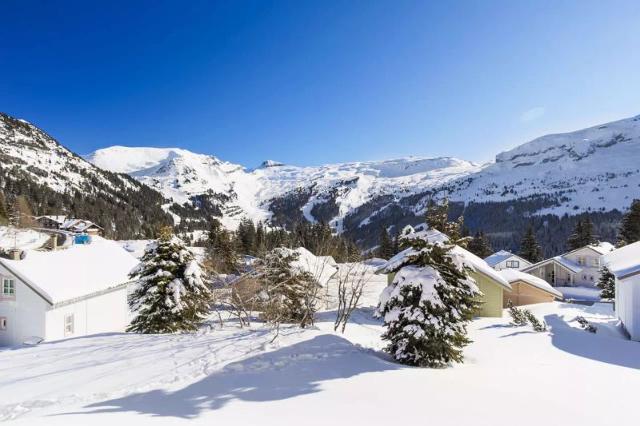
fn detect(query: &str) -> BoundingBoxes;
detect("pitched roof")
[60,219,103,233]
[378,226,511,291]
[523,256,583,274]
[0,237,139,304]
[603,241,640,280]
[565,241,615,256]
[484,250,530,268]
[499,269,562,298]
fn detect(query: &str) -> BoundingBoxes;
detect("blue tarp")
[74,234,92,245]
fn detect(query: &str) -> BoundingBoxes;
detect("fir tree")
[259,248,317,328]
[378,235,481,368]
[567,218,595,250]
[207,227,239,274]
[519,226,542,263]
[128,227,212,333]
[618,199,640,246]
[377,227,394,259]
[425,198,467,247]
[467,231,493,258]
[597,266,615,300]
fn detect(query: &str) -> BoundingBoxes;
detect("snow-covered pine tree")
[519,226,542,263]
[128,227,212,334]
[618,199,640,246]
[425,198,468,247]
[597,266,615,300]
[378,236,481,368]
[258,248,317,328]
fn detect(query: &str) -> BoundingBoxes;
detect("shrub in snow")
[378,241,481,368]
[597,266,615,300]
[523,310,547,332]
[258,248,317,328]
[507,300,528,326]
[576,316,597,333]
[128,228,212,334]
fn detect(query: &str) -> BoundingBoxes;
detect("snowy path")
[3,303,640,425]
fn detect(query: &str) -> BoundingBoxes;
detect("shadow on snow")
[58,334,400,419]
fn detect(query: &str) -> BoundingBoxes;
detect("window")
[0,317,6,330]
[506,260,520,269]
[578,257,586,266]
[64,314,74,336]
[2,278,15,297]
[593,258,600,267]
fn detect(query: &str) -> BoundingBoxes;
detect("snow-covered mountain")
[86,113,640,245]
[0,113,174,238]
[445,114,640,214]
[86,146,480,230]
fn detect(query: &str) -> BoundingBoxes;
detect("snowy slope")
[86,114,640,233]
[87,146,480,230]
[447,114,640,214]
[0,114,138,194]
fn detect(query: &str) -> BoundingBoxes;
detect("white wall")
[45,286,130,342]
[564,248,602,286]
[0,266,49,347]
[616,276,640,341]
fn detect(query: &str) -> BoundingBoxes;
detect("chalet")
[484,250,532,271]
[0,237,138,347]
[35,215,68,229]
[500,269,562,306]
[522,242,614,287]
[60,219,103,236]
[377,226,512,317]
[603,241,640,341]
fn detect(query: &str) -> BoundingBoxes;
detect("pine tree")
[259,248,317,328]
[618,199,640,246]
[208,228,239,274]
[378,235,481,368]
[377,227,394,259]
[597,266,615,300]
[128,227,212,333]
[519,226,542,263]
[425,198,467,246]
[567,218,595,250]
[467,231,493,258]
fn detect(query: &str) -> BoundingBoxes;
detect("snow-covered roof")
[378,227,511,291]
[362,257,388,268]
[35,215,68,225]
[499,269,562,298]
[587,242,615,255]
[484,250,530,268]
[523,256,583,274]
[287,247,338,287]
[566,241,615,256]
[603,241,640,280]
[0,237,139,304]
[60,219,103,233]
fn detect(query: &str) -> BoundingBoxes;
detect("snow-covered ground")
[557,286,603,302]
[2,300,638,425]
[0,227,49,251]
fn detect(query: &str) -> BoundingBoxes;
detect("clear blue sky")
[2,0,639,167]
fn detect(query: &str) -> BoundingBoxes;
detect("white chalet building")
[484,250,532,271]
[0,237,138,347]
[603,241,640,341]
[522,242,614,287]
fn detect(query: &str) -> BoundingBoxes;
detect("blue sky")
[2,0,639,167]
